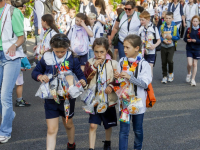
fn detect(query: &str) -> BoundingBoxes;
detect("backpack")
[118,11,140,22]
[160,23,178,47]
[41,0,53,14]
[120,58,156,108]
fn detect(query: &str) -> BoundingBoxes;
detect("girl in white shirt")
[33,14,59,60]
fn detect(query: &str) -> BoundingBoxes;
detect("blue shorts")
[144,54,156,64]
[187,50,200,59]
[44,98,75,119]
[78,54,88,66]
[89,106,117,129]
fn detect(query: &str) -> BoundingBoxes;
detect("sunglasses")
[124,8,132,11]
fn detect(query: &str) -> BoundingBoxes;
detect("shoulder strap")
[173,25,177,36]
[136,12,140,20]
[119,13,133,31]
[134,65,139,97]
[119,11,125,21]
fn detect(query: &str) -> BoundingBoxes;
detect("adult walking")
[168,0,186,29]
[0,0,24,143]
[79,0,97,16]
[109,1,140,59]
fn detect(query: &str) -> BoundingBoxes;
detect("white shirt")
[39,29,57,51]
[35,0,44,30]
[138,22,160,55]
[147,1,155,16]
[183,3,198,21]
[53,0,62,12]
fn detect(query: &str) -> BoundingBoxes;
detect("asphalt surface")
[0,39,200,150]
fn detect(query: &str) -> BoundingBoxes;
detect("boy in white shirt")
[138,11,161,76]
[88,13,104,59]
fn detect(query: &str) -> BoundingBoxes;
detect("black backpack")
[42,0,53,14]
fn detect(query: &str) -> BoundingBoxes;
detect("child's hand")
[119,72,131,80]
[166,35,172,40]
[94,59,103,68]
[38,75,49,83]
[191,39,196,43]
[80,20,86,27]
[79,79,86,87]
[149,44,156,50]
[33,46,37,51]
[187,39,192,42]
[163,40,169,44]
[114,71,120,79]
[105,86,113,94]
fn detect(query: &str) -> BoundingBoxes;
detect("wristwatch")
[14,43,18,47]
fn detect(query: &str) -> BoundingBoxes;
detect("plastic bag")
[60,70,84,98]
[35,74,53,99]
[64,99,70,124]
[50,77,60,104]
[127,97,143,114]
[82,94,100,114]
[57,79,66,97]
[80,86,96,105]
[119,108,130,124]
[97,102,107,113]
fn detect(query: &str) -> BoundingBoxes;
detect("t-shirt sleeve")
[12,8,24,37]
[155,27,160,39]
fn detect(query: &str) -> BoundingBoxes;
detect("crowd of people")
[0,0,200,150]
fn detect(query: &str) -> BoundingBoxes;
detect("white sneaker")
[168,73,174,82]
[161,77,168,84]
[191,79,196,86]
[0,136,11,143]
[186,74,191,83]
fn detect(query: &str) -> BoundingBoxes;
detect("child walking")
[114,34,152,150]
[67,13,93,71]
[32,34,87,150]
[88,13,104,59]
[159,12,180,83]
[184,15,200,86]
[84,37,118,150]
[33,14,59,60]
[138,11,161,76]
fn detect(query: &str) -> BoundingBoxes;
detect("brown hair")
[124,34,142,52]
[76,13,90,26]
[139,10,150,20]
[188,15,200,37]
[125,1,136,9]
[116,8,124,16]
[165,12,173,18]
[92,37,113,59]
[42,14,59,33]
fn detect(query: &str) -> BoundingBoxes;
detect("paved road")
[1,39,200,150]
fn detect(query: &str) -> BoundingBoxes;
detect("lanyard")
[97,60,107,83]
[53,51,68,72]
[41,28,51,48]
[0,3,7,22]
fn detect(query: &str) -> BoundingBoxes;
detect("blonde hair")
[88,13,96,19]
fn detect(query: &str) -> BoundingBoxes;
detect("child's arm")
[159,26,164,42]
[31,57,46,82]
[80,20,94,37]
[183,28,189,43]
[172,27,180,41]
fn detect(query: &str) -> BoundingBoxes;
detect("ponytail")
[42,14,59,33]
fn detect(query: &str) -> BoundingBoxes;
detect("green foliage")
[24,0,34,18]
[110,0,122,10]
[67,0,80,12]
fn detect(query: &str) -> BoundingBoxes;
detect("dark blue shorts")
[89,106,117,129]
[144,54,156,64]
[78,54,88,66]
[187,50,200,59]
[44,98,75,119]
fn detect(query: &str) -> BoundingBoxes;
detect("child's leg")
[16,85,23,99]
[89,123,98,149]
[46,117,59,150]
[62,117,75,144]
[149,63,154,77]
[191,59,198,80]
[167,47,175,74]
[187,57,193,75]
[65,75,74,87]
[105,127,112,141]
[161,47,168,77]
